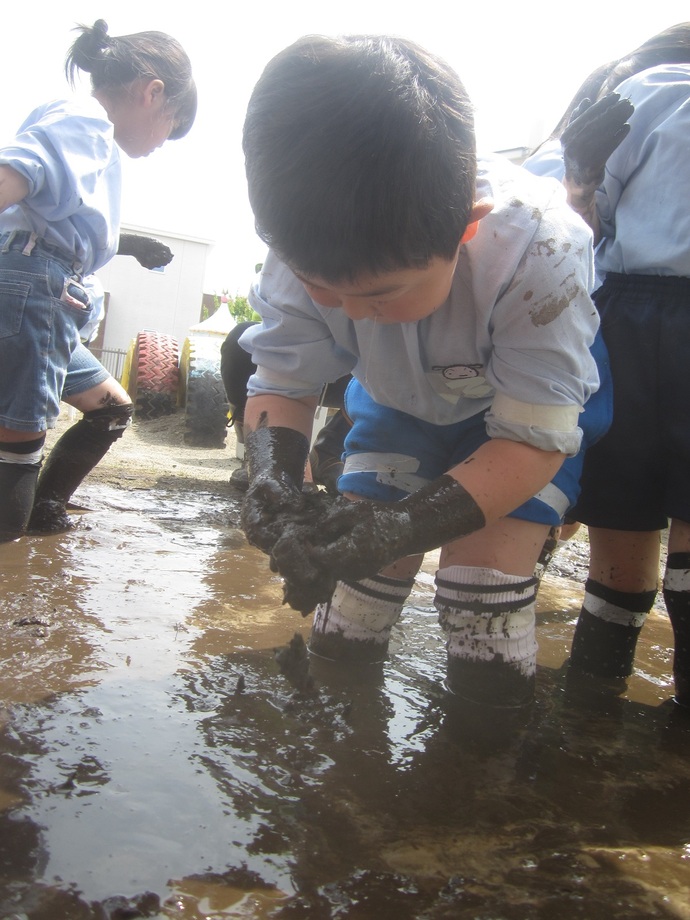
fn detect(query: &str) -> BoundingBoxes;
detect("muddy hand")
[241,425,314,554]
[242,477,334,556]
[270,500,413,613]
[272,476,487,613]
[561,92,634,187]
[269,527,339,615]
[264,494,344,613]
[118,233,174,269]
[132,238,173,269]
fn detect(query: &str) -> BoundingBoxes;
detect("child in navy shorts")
[527,23,690,708]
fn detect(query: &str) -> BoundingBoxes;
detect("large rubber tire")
[179,336,228,448]
[124,331,180,420]
[120,338,136,394]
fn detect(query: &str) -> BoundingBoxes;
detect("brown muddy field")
[1,411,689,920]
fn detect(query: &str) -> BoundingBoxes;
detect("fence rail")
[88,347,128,381]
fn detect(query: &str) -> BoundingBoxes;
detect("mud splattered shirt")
[243,155,600,455]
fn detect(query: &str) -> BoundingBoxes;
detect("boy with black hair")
[238,34,612,707]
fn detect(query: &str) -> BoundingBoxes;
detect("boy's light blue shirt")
[0,97,121,274]
[242,156,600,456]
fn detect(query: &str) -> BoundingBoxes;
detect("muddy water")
[1,486,689,920]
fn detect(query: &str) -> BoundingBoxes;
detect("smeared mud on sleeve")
[508,198,543,223]
[529,270,580,327]
[534,237,557,257]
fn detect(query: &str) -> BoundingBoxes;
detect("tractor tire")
[179,336,228,448]
[124,331,180,420]
[120,338,136,394]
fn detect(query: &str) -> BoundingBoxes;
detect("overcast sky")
[5,1,689,295]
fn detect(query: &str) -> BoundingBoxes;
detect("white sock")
[435,565,538,677]
[312,574,414,645]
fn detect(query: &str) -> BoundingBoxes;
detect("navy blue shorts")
[338,331,612,528]
[574,273,690,531]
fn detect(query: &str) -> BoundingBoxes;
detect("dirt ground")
[47,404,244,494]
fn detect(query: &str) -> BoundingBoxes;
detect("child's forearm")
[447,438,565,525]
[244,393,318,441]
[0,165,29,214]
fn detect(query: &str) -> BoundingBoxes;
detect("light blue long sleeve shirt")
[242,156,600,456]
[0,97,121,274]
[596,63,690,278]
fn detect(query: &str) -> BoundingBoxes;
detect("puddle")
[1,485,689,919]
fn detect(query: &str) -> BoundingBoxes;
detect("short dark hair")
[243,35,476,282]
[66,19,197,139]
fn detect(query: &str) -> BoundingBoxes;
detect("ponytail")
[65,19,197,138]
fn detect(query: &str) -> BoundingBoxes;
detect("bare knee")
[65,377,130,413]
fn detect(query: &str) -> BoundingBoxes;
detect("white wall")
[95,223,213,352]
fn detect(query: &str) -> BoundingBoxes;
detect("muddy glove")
[241,426,330,555]
[117,233,174,269]
[270,475,486,614]
[561,93,634,188]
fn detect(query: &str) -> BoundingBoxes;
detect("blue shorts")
[338,332,612,527]
[0,232,109,432]
[574,274,690,531]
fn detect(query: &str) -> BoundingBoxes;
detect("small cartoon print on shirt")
[429,364,495,403]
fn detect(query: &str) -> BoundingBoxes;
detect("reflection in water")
[0,484,689,919]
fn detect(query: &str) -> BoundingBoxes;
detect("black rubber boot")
[0,461,41,542]
[663,553,690,709]
[569,579,656,678]
[28,405,132,533]
[570,609,643,679]
[663,592,690,708]
[230,464,249,493]
[446,656,536,709]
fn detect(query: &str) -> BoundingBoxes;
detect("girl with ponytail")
[0,20,196,540]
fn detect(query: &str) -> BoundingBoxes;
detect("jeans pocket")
[49,263,92,331]
[0,280,30,338]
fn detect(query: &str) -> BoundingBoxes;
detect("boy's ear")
[469,198,494,224]
[460,198,494,244]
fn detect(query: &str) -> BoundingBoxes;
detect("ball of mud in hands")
[241,479,335,556]
[270,499,411,614]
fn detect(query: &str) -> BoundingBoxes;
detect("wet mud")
[1,482,689,919]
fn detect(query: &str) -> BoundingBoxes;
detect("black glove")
[270,475,486,614]
[241,426,331,555]
[561,92,634,188]
[117,233,174,269]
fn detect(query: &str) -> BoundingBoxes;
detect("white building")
[94,223,213,358]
